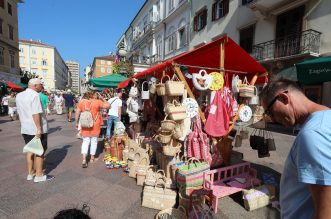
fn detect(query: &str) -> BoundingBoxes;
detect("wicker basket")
[160,117,176,132]
[155,206,187,219]
[165,79,185,96]
[156,75,170,96]
[163,144,182,156]
[156,131,172,144]
[172,126,183,140]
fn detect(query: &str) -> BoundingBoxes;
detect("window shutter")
[203,9,207,28]
[193,16,197,31]
[224,0,229,15]
[212,3,216,21]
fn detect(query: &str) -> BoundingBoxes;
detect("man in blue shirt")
[63,89,75,122]
[260,79,331,219]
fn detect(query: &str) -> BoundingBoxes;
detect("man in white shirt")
[106,90,122,139]
[1,94,9,115]
[54,93,64,115]
[16,78,53,183]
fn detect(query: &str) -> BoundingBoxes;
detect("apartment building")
[0,0,23,82]
[116,0,190,73]
[19,40,69,91]
[66,61,80,93]
[91,55,115,78]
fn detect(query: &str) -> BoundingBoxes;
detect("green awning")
[277,66,297,81]
[89,73,128,87]
[14,82,28,88]
[296,56,331,84]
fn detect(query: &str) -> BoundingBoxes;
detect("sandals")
[82,161,88,168]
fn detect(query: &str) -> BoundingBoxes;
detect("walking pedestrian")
[8,92,17,120]
[16,78,53,183]
[1,93,9,116]
[54,93,64,115]
[74,91,110,168]
[63,89,75,122]
[260,79,331,219]
[39,89,50,117]
[106,89,122,139]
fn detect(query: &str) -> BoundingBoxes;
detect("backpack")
[80,100,98,128]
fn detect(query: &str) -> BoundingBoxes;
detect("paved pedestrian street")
[0,114,295,219]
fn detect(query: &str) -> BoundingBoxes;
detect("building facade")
[116,0,190,73]
[91,55,115,78]
[65,60,80,93]
[19,40,69,91]
[0,0,23,82]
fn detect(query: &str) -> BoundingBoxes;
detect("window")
[31,69,37,75]
[193,9,207,32]
[178,27,187,48]
[168,0,174,13]
[32,49,36,55]
[31,59,37,65]
[9,51,15,68]
[0,47,4,65]
[7,2,12,15]
[0,0,4,8]
[41,59,47,66]
[107,61,111,65]
[42,49,46,56]
[19,47,23,53]
[167,34,176,53]
[156,41,162,60]
[107,67,112,73]
[242,0,254,5]
[101,67,105,73]
[8,25,13,40]
[0,19,3,34]
[240,25,255,53]
[42,70,48,77]
[212,0,229,21]
[100,60,105,65]
[19,56,24,64]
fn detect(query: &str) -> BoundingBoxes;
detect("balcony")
[252,29,321,62]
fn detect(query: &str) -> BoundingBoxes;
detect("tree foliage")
[112,61,134,78]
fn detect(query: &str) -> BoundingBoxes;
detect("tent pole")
[173,64,206,124]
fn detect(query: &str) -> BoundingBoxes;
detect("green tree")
[112,61,134,78]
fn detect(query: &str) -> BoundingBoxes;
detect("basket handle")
[161,75,171,83]
[187,157,201,168]
[156,169,165,177]
[141,81,148,91]
[243,76,249,85]
[154,178,166,189]
[177,205,187,215]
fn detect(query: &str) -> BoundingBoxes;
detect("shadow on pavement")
[48,119,55,123]
[95,140,104,159]
[48,126,62,134]
[45,145,72,174]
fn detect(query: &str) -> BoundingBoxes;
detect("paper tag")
[209,105,217,114]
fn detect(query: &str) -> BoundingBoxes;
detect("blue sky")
[18,0,145,77]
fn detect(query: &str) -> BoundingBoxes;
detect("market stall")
[89,73,128,88]
[106,36,277,217]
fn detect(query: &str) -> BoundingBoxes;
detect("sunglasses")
[264,91,288,117]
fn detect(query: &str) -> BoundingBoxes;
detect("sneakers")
[27,174,35,181]
[33,175,55,183]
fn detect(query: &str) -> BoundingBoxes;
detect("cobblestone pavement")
[0,114,295,219]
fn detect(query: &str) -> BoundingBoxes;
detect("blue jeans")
[106,115,119,138]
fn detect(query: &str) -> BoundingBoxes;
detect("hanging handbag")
[265,131,276,151]
[156,75,170,96]
[249,86,259,105]
[141,81,150,100]
[252,106,266,129]
[249,129,265,150]
[204,91,229,137]
[239,77,255,98]
[240,127,249,139]
[165,74,185,96]
[234,135,242,148]
[150,81,157,94]
[232,75,240,93]
[165,100,187,121]
[192,69,213,91]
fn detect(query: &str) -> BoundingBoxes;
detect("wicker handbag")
[156,75,170,96]
[165,74,185,96]
[160,116,176,132]
[239,77,255,98]
[172,125,183,140]
[145,169,166,186]
[156,130,173,144]
[142,179,177,210]
[165,100,187,121]
[177,158,210,188]
[155,206,187,219]
[163,140,182,156]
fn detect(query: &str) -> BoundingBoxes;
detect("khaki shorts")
[65,106,74,113]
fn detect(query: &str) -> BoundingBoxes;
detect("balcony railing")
[252,29,321,61]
